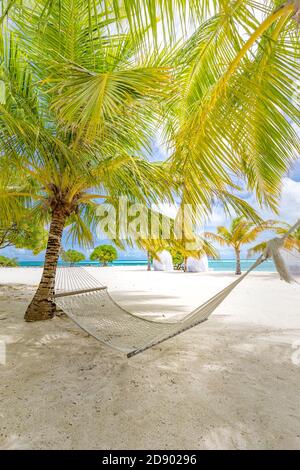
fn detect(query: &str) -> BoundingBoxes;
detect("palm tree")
[248,223,300,257]
[7,2,299,44]
[165,1,300,220]
[2,1,299,317]
[289,228,300,252]
[0,2,173,321]
[206,218,277,275]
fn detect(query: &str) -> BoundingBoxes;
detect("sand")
[0,266,300,450]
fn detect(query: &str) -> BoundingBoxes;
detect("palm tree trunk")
[147,251,151,271]
[24,208,67,321]
[184,257,187,272]
[235,249,241,275]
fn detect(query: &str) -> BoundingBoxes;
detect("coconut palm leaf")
[168,1,300,212]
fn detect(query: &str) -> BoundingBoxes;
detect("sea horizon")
[15,258,277,272]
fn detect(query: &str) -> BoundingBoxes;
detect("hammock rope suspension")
[54,221,300,358]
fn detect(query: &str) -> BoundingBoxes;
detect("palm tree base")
[24,299,56,322]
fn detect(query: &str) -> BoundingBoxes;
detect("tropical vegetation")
[0,0,299,321]
[90,245,118,266]
[138,230,219,271]
[169,238,219,272]
[170,249,185,271]
[61,249,85,267]
[0,214,47,254]
[0,255,18,267]
[0,1,173,320]
[248,224,300,257]
[165,0,300,221]
[206,217,277,275]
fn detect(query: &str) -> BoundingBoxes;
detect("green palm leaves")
[0,6,174,252]
[1,0,299,240]
[13,0,172,147]
[0,0,298,319]
[49,64,170,145]
[168,1,300,214]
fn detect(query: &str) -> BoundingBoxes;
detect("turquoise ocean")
[18,259,276,272]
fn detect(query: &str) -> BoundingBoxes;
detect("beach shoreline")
[6,258,278,272]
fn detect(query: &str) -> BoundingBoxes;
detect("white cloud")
[278,178,300,223]
[242,177,300,224]
[208,178,300,230]
[152,202,179,219]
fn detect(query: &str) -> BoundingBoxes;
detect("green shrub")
[90,245,118,266]
[169,249,184,270]
[61,249,85,266]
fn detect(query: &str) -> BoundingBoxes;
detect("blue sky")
[3,150,300,262]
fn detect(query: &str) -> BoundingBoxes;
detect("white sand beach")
[0,266,300,450]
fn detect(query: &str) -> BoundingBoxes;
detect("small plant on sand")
[170,249,184,270]
[61,249,85,267]
[90,245,118,267]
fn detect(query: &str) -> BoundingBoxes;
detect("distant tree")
[90,245,118,266]
[206,217,276,275]
[0,255,18,267]
[0,217,47,255]
[61,249,85,267]
[170,249,184,270]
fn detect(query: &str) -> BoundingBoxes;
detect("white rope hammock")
[54,221,300,358]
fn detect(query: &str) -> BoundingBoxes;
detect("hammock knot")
[264,237,284,260]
